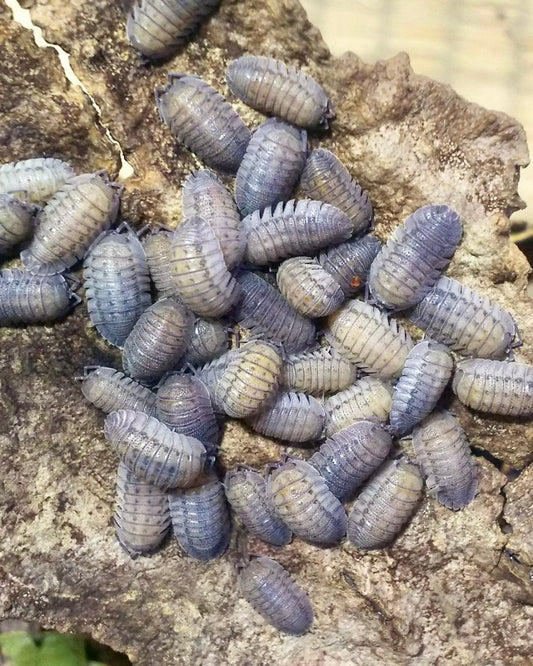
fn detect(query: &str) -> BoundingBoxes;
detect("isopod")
[412,411,478,510]
[21,171,122,275]
[194,349,239,412]
[114,461,171,558]
[407,275,518,359]
[0,194,37,256]
[155,73,251,173]
[0,157,75,204]
[238,555,313,635]
[452,358,533,416]
[226,54,334,130]
[347,458,423,550]
[179,317,229,366]
[247,392,326,442]
[368,204,462,311]
[141,227,177,298]
[389,340,454,436]
[300,148,373,233]
[235,118,307,217]
[104,410,206,490]
[266,457,346,545]
[281,346,357,396]
[318,234,381,296]
[80,366,157,416]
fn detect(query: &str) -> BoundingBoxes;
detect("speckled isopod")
[80,366,157,416]
[0,157,75,204]
[142,227,177,299]
[179,317,229,366]
[246,392,326,442]
[318,233,381,296]
[238,555,313,635]
[0,194,37,256]
[281,346,357,396]
[155,73,251,173]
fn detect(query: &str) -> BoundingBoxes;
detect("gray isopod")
[226,54,334,130]
[194,350,239,412]
[407,275,518,359]
[247,392,326,442]
[308,421,393,502]
[155,73,251,173]
[238,555,313,635]
[266,458,347,545]
[389,340,454,436]
[0,157,75,204]
[318,234,381,296]
[324,377,394,437]
[0,269,79,325]
[142,227,178,299]
[168,470,230,561]
[170,217,242,318]
[156,373,219,456]
[368,204,462,311]
[281,346,357,396]
[114,461,171,558]
[276,256,345,318]
[182,169,244,270]
[452,358,533,416]
[326,299,413,378]
[300,148,373,234]
[179,317,229,366]
[122,297,194,383]
[412,411,478,510]
[83,226,152,347]
[127,0,220,60]
[21,171,122,275]
[0,194,37,256]
[104,410,206,490]
[80,366,157,416]
[235,118,307,217]
[347,458,423,550]
[224,466,292,546]
[234,271,316,354]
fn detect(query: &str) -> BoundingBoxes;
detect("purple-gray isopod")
[308,421,392,502]
[412,410,478,510]
[179,317,229,366]
[318,233,381,296]
[235,118,307,217]
[266,458,347,545]
[224,466,292,546]
[300,148,373,234]
[281,346,357,396]
[238,556,313,635]
[0,194,37,256]
[0,157,75,204]
[389,340,454,436]
[80,366,157,416]
[368,204,462,311]
[142,227,178,299]
[21,171,122,275]
[226,54,334,130]
[194,349,239,412]
[247,392,326,443]
[407,275,518,359]
[104,410,206,490]
[155,73,251,173]
[347,457,423,550]
[114,461,171,558]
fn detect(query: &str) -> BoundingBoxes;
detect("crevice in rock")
[4,0,134,181]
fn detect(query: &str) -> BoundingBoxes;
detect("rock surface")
[0,0,532,664]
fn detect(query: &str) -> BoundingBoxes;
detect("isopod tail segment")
[320,99,336,131]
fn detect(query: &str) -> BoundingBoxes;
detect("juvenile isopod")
[83,225,152,347]
[318,234,381,296]
[142,227,178,299]
[368,204,462,311]
[104,410,206,490]
[0,194,37,256]
[238,555,313,635]
[266,457,346,545]
[155,73,251,173]
[281,346,357,396]
[226,54,334,130]
[80,366,157,416]
[0,157,75,204]
[389,340,453,436]
[122,298,193,383]
[179,317,229,366]
[127,0,220,60]
[235,118,307,217]
[412,410,478,510]
[224,466,292,546]
[347,458,423,550]
[276,256,345,317]
[326,299,413,378]
[182,169,244,269]
[308,421,392,502]
[168,469,230,561]
[21,171,122,275]
[114,462,171,558]
[452,358,533,416]
[407,276,518,359]
[300,148,373,234]
[242,199,353,266]
[0,269,79,325]
[247,392,326,442]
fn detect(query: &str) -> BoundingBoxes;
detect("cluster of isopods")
[3,17,533,635]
